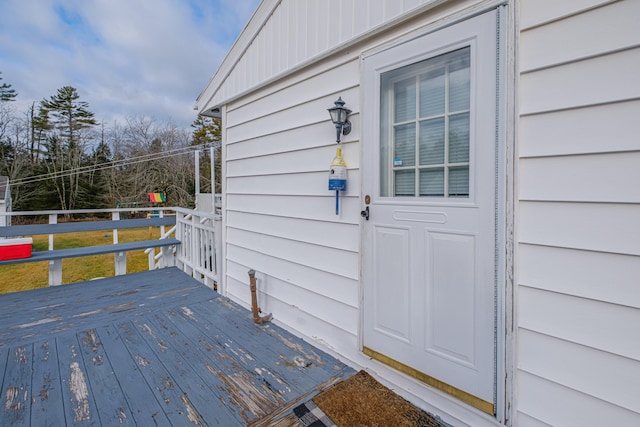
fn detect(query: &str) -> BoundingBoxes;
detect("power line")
[9,143,216,187]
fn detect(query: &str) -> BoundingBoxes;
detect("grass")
[0,227,163,295]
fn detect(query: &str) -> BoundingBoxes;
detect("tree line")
[0,72,221,213]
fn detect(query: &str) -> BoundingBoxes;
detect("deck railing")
[0,207,222,289]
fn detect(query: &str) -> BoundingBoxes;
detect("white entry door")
[362,11,499,414]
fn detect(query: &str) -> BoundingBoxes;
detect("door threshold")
[363,346,494,415]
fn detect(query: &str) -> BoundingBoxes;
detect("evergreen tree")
[40,86,97,211]
[191,115,221,194]
[0,72,17,102]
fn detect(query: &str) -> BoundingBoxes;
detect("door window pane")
[449,166,469,197]
[420,68,445,117]
[419,118,445,165]
[420,168,444,196]
[394,77,416,122]
[449,113,470,163]
[394,124,416,167]
[381,46,471,198]
[395,170,415,196]
[449,52,471,112]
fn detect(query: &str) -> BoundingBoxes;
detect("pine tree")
[191,115,221,194]
[40,86,97,211]
[0,72,17,102]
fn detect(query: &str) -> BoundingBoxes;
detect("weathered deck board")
[0,267,354,426]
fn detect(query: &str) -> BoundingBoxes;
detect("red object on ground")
[0,238,33,261]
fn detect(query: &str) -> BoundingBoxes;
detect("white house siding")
[222,53,363,357]
[517,1,640,425]
[198,0,461,112]
[210,5,511,424]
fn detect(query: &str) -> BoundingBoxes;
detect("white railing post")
[148,249,156,271]
[112,211,126,276]
[193,213,200,278]
[48,214,62,286]
[214,216,222,289]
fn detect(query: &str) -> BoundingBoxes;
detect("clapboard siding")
[225,261,358,333]
[226,170,362,198]
[226,122,336,160]
[226,228,358,279]
[518,329,640,413]
[519,286,640,362]
[227,143,360,178]
[226,211,359,252]
[226,245,359,307]
[519,152,640,203]
[520,47,640,115]
[519,0,616,30]
[519,100,640,157]
[517,371,640,427]
[519,201,640,255]
[518,1,640,424]
[519,245,640,309]
[197,0,485,112]
[226,59,360,128]
[227,88,360,143]
[226,194,362,224]
[519,0,639,71]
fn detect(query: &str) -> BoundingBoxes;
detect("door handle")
[360,206,370,221]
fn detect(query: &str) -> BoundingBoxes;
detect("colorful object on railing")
[148,193,166,203]
[0,238,32,261]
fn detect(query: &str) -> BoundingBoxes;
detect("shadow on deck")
[0,268,354,426]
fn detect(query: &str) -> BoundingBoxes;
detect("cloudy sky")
[0,0,261,129]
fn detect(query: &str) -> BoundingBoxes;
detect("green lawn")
[0,227,164,294]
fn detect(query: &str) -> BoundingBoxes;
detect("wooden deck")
[0,268,354,426]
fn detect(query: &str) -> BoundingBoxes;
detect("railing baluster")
[48,214,62,286]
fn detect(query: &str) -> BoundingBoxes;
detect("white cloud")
[0,0,261,129]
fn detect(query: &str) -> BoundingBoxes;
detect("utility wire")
[10,143,217,187]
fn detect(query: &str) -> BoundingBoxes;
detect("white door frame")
[357,4,515,424]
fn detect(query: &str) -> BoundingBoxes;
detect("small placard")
[394,158,403,167]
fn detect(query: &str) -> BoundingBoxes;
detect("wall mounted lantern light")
[328,97,352,143]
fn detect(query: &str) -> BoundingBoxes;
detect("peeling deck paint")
[0,268,354,426]
[11,317,62,329]
[69,362,91,423]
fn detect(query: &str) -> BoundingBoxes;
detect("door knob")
[360,206,369,221]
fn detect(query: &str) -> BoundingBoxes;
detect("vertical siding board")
[340,0,355,42]
[316,1,330,53]
[353,0,370,36]
[296,1,306,66]
[369,1,384,28]
[270,9,281,76]
[384,0,404,20]
[306,1,318,57]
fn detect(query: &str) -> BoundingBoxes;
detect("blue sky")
[0,0,261,129]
